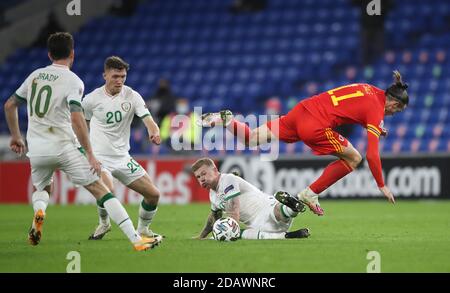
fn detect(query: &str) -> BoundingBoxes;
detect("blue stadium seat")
[1,0,450,155]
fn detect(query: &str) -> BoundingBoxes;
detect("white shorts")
[29,144,99,191]
[96,154,146,186]
[247,196,292,233]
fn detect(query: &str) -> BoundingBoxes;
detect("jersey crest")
[121,102,131,112]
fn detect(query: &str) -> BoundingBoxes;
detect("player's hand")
[380,128,388,137]
[87,153,102,176]
[10,136,26,156]
[379,186,395,204]
[149,131,161,145]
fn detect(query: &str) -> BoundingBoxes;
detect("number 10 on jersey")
[30,80,52,117]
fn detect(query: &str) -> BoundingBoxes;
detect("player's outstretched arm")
[225,197,240,223]
[71,111,101,176]
[4,95,26,155]
[194,210,222,239]
[379,186,395,204]
[142,115,161,145]
[366,131,395,204]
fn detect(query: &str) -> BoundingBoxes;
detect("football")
[212,217,240,242]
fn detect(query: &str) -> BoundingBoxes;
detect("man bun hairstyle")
[385,70,409,106]
[47,32,74,60]
[104,56,130,71]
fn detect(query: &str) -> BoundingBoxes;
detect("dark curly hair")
[47,32,73,60]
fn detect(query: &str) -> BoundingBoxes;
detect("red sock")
[228,119,251,146]
[310,160,353,194]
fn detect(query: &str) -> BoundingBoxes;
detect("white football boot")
[298,188,324,216]
[88,223,112,240]
[198,110,233,127]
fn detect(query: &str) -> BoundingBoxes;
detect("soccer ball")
[212,217,240,242]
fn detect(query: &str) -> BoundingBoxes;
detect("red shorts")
[266,103,348,155]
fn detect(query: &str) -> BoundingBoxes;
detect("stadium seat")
[1,0,450,155]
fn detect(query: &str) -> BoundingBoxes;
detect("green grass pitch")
[0,200,449,272]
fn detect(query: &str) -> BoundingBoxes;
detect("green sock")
[137,200,158,233]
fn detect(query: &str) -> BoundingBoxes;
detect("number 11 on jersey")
[328,84,364,106]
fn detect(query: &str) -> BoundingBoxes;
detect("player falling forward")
[3,32,159,251]
[82,56,163,241]
[192,158,310,240]
[200,71,410,215]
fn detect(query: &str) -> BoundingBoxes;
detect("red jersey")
[301,83,386,130]
[300,83,386,187]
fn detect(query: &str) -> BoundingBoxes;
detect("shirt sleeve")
[132,90,151,118]
[14,74,31,102]
[209,191,221,212]
[366,133,384,187]
[66,77,84,107]
[81,95,93,120]
[222,174,241,201]
[365,112,385,187]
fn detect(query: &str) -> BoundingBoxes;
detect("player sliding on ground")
[82,56,162,241]
[192,158,310,240]
[200,71,409,216]
[3,32,160,251]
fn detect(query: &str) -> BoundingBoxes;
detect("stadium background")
[0,0,449,273]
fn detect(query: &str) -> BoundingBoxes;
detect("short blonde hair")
[191,157,216,173]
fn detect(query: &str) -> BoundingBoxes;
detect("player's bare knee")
[250,129,271,147]
[248,130,259,147]
[347,151,362,169]
[142,188,160,205]
[143,195,159,206]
